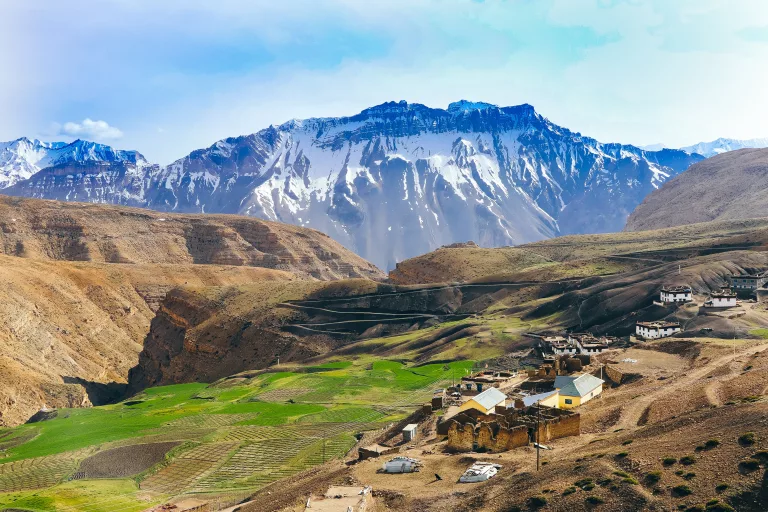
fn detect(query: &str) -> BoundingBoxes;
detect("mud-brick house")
[635,320,681,340]
[705,289,737,308]
[660,285,693,303]
[554,374,604,409]
[458,387,507,415]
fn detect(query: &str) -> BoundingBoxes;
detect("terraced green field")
[0,359,470,512]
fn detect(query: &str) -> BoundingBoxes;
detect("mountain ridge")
[0,100,704,269]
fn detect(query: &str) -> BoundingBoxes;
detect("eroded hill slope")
[626,148,768,232]
[0,195,383,280]
[0,255,294,426]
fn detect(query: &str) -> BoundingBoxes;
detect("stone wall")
[446,420,530,452]
[444,405,580,452]
[603,364,624,385]
[493,423,530,450]
[446,421,476,452]
[543,412,581,441]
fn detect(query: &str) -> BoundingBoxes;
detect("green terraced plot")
[166,413,259,428]
[0,452,85,492]
[0,479,162,512]
[0,358,472,510]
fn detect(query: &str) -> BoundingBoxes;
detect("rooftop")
[520,389,559,407]
[661,285,692,292]
[732,271,767,278]
[554,373,605,398]
[470,387,507,409]
[636,321,680,329]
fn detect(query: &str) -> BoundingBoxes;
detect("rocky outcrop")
[127,282,331,392]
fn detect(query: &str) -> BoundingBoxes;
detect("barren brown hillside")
[390,217,768,285]
[626,148,768,232]
[0,195,383,280]
[0,254,294,426]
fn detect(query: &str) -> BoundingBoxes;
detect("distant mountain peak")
[0,137,148,189]
[447,100,498,113]
[681,137,768,157]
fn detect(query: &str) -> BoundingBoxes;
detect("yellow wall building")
[458,387,507,414]
[520,389,560,409]
[554,374,604,409]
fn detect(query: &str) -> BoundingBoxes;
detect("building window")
[565,398,573,404]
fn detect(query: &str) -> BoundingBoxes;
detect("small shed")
[402,424,418,442]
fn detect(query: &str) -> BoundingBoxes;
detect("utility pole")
[536,400,541,471]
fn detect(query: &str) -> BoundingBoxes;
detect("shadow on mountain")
[62,376,128,406]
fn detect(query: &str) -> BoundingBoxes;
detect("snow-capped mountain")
[1,101,703,270]
[0,137,150,189]
[680,137,768,158]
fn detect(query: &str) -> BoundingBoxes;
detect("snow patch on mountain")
[1,101,704,270]
[680,137,768,158]
[0,137,149,188]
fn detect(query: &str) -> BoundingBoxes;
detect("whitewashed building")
[660,285,693,304]
[567,333,615,354]
[635,321,681,340]
[705,290,737,308]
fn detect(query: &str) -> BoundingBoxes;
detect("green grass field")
[0,358,471,511]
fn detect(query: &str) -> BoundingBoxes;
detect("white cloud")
[4,1,768,162]
[57,118,124,140]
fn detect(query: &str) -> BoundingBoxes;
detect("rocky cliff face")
[1,101,703,270]
[0,195,383,280]
[0,255,294,427]
[126,279,471,392]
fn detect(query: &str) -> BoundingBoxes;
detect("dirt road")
[614,341,768,430]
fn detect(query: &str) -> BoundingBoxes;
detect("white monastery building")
[705,289,737,308]
[635,321,682,340]
[660,285,692,304]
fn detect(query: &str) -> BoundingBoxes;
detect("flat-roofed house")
[554,374,604,409]
[635,321,681,340]
[660,285,692,303]
[705,289,737,308]
[458,387,507,415]
[729,272,768,290]
[568,333,613,354]
[402,424,418,442]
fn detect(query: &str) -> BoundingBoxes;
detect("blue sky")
[2,0,768,163]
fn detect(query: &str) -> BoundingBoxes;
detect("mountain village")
[293,275,768,511]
